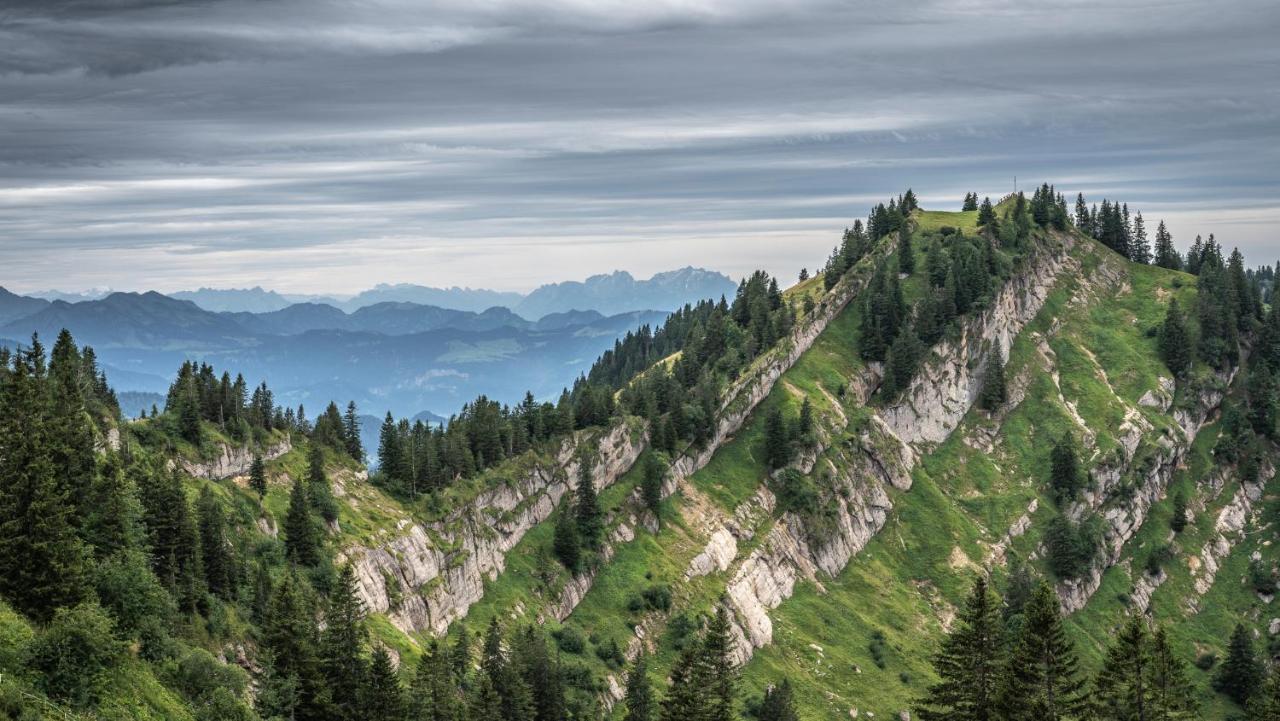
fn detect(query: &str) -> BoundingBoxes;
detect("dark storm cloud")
[1,0,1277,294]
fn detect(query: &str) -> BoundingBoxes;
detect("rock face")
[343,236,894,639]
[882,234,1074,447]
[1055,372,1233,613]
[343,420,646,635]
[177,436,293,480]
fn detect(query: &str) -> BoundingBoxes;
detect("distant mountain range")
[0,288,673,421]
[154,267,735,315]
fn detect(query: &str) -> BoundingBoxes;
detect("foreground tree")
[1214,623,1262,706]
[996,582,1086,721]
[623,655,656,721]
[917,576,1001,721]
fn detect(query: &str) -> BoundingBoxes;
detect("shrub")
[553,625,585,654]
[1195,653,1217,671]
[26,602,125,707]
[594,637,625,669]
[641,584,673,612]
[869,630,888,669]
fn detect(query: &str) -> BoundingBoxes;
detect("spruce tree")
[1214,623,1262,706]
[365,645,406,721]
[977,347,1007,411]
[575,451,603,550]
[1093,616,1150,721]
[623,654,656,721]
[995,582,1086,721]
[1147,626,1198,720]
[916,576,1001,721]
[553,505,581,572]
[249,454,267,497]
[260,572,328,720]
[898,227,916,275]
[343,401,363,461]
[884,326,924,397]
[698,606,738,721]
[759,679,799,721]
[284,477,320,566]
[1246,361,1277,438]
[196,486,235,600]
[1249,663,1280,721]
[978,197,998,231]
[322,564,369,721]
[1153,220,1180,270]
[378,412,402,484]
[661,646,704,721]
[764,406,793,469]
[1158,298,1192,378]
[307,444,339,523]
[411,640,460,721]
[1049,433,1082,505]
[512,625,566,721]
[640,452,666,518]
[1170,489,1188,533]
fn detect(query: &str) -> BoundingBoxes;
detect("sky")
[1,0,1278,295]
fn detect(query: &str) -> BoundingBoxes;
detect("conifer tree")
[1246,361,1277,438]
[554,505,581,572]
[284,477,320,565]
[1170,490,1188,533]
[196,486,235,600]
[699,606,738,721]
[249,454,267,497]
[467,675,504,721]
[759,679,800,721]
[322,564,369,721]
[83,453,145,558]
[1093,616,1150,721]
[365,645,406,721]
[261,572,329,720]
[764,405,793,469]
[797,396,814,440]
[898,227,916,275]
[995,582,1086,721]
[1249,663,1280,721]
[1158,298,1192,378]
[916,576,1001,721]
[378,412,402,483]
[412,640,460,721]
[884,326,924,397]
[661,646,704,721]
[575,451,603,550]
[977,347,1006,411]
[641,452,666,518]
[512,625,566,721]
[343,401,363,461]
[978,197,997,230]
[307,443,340,523]
[1129,212,1150,264]
[1049,433,1083,504]
[623,654,656,721]
[1147,626,1198,720]
[1153,220,1180,270]
[1214,623,1262,706]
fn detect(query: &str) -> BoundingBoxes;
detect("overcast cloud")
[1,0,1277,294]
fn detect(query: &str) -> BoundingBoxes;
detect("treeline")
[375,267,806,496]
[919,573,1280,718]
[255,557,792,721]
[162,358,365,463]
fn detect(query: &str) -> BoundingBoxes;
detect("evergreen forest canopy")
[0,184,1277,721]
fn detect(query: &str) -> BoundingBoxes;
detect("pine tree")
[698,606,738,721]
[916,576,1001,721]
[1246,361,1277,438]
[1170,490,1188,533]
[83,453,145,558]
[1153,220,1180,270]
[759,679,800,721]
[898,227,916,275]
[322,564,369,721]
[1049,433,1082,504]
[964,192,979,212]
[1158,298,1192,378]
[623,654,656,721]
[260,571,329,720]
[284,477,320,565]
[412,640,460,721]
[661,646,703,721]
[884,326,924,397]
[467,675,504,721]
[977,347,1007,411]
[797,396,814,439]
[249,454,267,497]
[378,412,402,484]
[995,582,1086,721]
[1129,212,1150,264]
[1214,623,1262,706]
[553,506,580,572]
[512,625,566,721]
[1093,616,1150,721]
[343,401,363,461]
[575,451,603,550]
[365,645,405,721]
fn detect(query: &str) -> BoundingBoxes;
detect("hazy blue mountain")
[341,284,523,313]
[28,288,113,303]
[222,301,533,336]
[172,286,294,313]
[533,309,604,331]
[4,292,254,350]
[222,303,351,335]
[0,287,50,326]
[118,391,166,419]
[514,266,735,319]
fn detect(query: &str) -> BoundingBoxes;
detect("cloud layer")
[2,0,1277,293]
